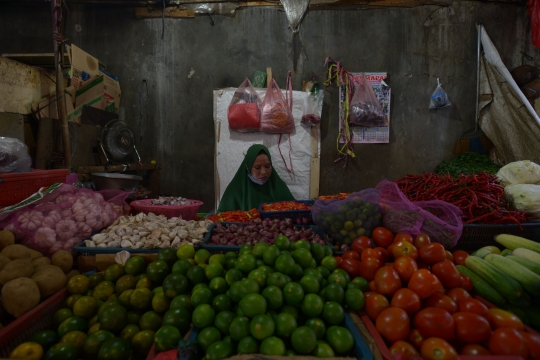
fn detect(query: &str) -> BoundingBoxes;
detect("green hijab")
[218,144,295,212]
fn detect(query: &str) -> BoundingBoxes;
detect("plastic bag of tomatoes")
[376,180,463,249]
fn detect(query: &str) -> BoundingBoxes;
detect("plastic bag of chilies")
[227,78,262,132]
[376,180,463,249]
[349,73,385,127]
[260,78,295,134]
[429,78,451,109]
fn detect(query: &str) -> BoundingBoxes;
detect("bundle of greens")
[435,152,501,178]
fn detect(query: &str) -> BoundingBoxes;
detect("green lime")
[275,312,297,338]
[247,269,267,288]
[229,316,251,341]
[304,268,323,283]
[209,277,228,295]
[131,330,155,355]
[239,293,267,317]
[162,307,191,334]
[312,341,336,357]
[206,340,232,360]
[156,248,177,268]
[326,326,354,354]
[44,342,77,360]
[299,275,320,294]
[177,244,195,260]
[236,254,257,273]
[31,330,60,351]
[279,305,299,320]
[104,264,125,283]
[152,286,163,295]
[67,275,90,295]
[345,288,365,311]
[206,263,225,280]
[162,273,188,298]
[229,278,260,303]
[152,291,171,313]
[83,329,115,358]
[214,310,235,336]
[192,283,208,294]
[191,287,214,308]
[275,254,295,275]
[274,236,290,250]
[305,317,326,340]
[194,249,211,264]
[224,257,236,270]
[209,253,226,266]
[124,256,147,276]
[186,265,206,286]
[294,239,311,251]
[267,272,289,289]
[322,301,345,325]
[171,259,192,275]
[127,311,142,325]
[316,266,331,279]
[291,326,317,354]
[258,265,274,276]
[310,243,325,262]
[290,264,304,281]
[225,268,244,286]
[263,246,280,266]
[197,326,221,350]
[225,251,237,259]
[253,243,270,259]
[261,286,283,310]
[324,283,345,303]
[213,294,233,312]
[54,309,74,327]
[146,260,169,284]
[139,311,161,332]
[349,277,370,292]
[129,288,152,310]
[88,274,105,290]
[239,244,253,255]
[135,276,152,290]
[237,336,258,354]
[120,324,140,342]
[292,248,313,268]
[192,304,215,328]
[250,314,275,341]
[73,296,97,318]
[170,294,193,311]
[321,256,338,272]
[154,325,181,352]
[260,336,286,355]
[58,316,88,338]
[301,294,324,317]
[328,272,348,289]
[283,282,304,306]
[92,281,115,302]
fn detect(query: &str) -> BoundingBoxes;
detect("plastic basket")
[453,222,540,251]
[0,169,69,207]
[73,239,203,256]
[131,199,203,220]
[0,288,68,358]
[259,200,314,224]
[202,222,333,253]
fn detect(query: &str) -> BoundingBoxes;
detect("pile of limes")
[9,240,367,360]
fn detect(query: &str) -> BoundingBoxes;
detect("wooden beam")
[135,6,195,18]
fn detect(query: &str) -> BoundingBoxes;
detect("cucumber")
[471,249,493,259]
[513,248,540,264]
[485,254,540,300]
[501,249,513,257]
[507,255,540,276]
[494,234,540,254]
[464,256,524,302]
[505,304,540,331]
[456,265,506,307]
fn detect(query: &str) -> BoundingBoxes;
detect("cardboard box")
[67,44,101,89]
[75,73,121,113]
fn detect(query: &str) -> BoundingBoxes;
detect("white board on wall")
[213,88,321,211]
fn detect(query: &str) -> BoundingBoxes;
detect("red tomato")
[376,307,410,343]
[373,227,395,248]
[374,265,402,296]
[391,288,421,316]
[420,337,457,360]
[392,240,419,260]
[364,291,376,298]
[419,243,447,265]
[352,236,372,253]
[416,261,430,270]
[424,293,457,314]
[342,250,361,261]
[458,298,488,316]
[459,274,473,292]
[365,293,390,321]
[414,307,455,340]
[452,250,469,266]
[394,233,414,243]
[486,308,524,330]
[446,288,471,304]
[340,258,360,278]
[369,281,376,292]
[358,257,382,281]
[362,248,386,262]
[460,344,491,356]
[431,260,461,289]
[408,329,425,350]
[387,243,395,257]
[390,340,419,359]
[452,312,491,343]
[488,327,529,358]
[521,331,540,360]
[408,269,442,299]
[335,256,343,267]
[414,233,432,249]
[444,251,453,261]
[394,256,419,282]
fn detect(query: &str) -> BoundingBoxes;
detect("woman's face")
[251,154,272,183]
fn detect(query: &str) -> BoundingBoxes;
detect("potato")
[31,265,67,297]
[1,244,31,261]
[1,277,40,318]
[51,250,73,273]
[28,249,43,260]
[0,230,15,251]
[0,259,34,285]
[32,257,51,268]
[65,269,80,282]
[0,255,10,271]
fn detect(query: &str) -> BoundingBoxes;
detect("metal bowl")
[91,172,143,191]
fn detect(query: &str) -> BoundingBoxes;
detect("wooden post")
[266,67,272,87]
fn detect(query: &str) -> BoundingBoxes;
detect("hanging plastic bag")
[0,137,32,173]
[349,73,385,127]
[260,78,295,134]
[301,82,324,126]
[227,78,262,132]
[281,0,310,33]
[429,78,451,109]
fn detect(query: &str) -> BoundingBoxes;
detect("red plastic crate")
[0,169,69,207]
[0,288,68,358]
[131,199,203,220]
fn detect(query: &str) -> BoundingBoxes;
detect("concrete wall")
[0,2,537,211]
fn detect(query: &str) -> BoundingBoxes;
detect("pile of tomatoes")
[334,227,540,360]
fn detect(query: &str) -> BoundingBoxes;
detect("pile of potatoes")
[0,230,80,322]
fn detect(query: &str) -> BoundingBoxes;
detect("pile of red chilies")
[395,172,530,225]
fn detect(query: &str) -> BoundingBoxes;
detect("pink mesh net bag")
[376,180,463,249]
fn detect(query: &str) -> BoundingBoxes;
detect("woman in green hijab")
[218,144,295,212]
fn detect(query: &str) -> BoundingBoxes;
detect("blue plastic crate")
[73,241,202,256]
[259,200,314,224]
[202,222,333,253]
[180,312,372,360]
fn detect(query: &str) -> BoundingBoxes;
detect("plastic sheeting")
[478,27,540,164]
[281,0,310,33]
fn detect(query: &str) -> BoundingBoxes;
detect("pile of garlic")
[84,212,213,249]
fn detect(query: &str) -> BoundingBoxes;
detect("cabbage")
[496,160,540,186]
[504,184,540,216]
